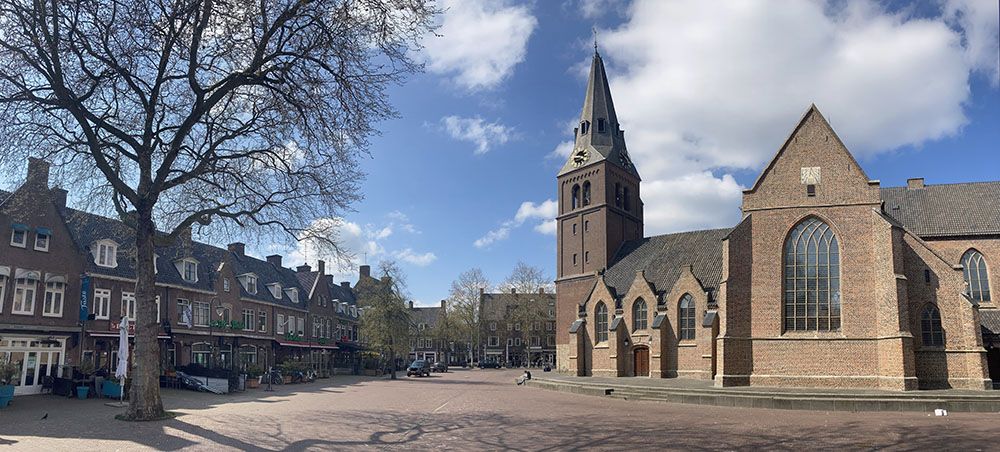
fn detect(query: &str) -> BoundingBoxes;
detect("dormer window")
[34,227,50,252]
[597,118,606,133]
[174,258,199,282]
[10,224,28,248]
[239,273,258,294]
[285,288,299,304]
[267,283,282,299]
[94,240,119,268]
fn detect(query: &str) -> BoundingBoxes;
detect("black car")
[407,360,431,377]
[478,361,501,369]
[431,362,448,373]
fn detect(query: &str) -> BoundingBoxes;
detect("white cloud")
[423,0,538,90]
[576,0,627,19]
[441,115,515,154]
[285,215,435,280]
[586,0,997,235]
[395,248,438,266]
[548,140,574,160]
[944,0,1000,85]
[475,199,557,248]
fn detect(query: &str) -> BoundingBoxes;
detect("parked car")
[431,362,448,373]
[478,361,501,369]
[407,360,431,377]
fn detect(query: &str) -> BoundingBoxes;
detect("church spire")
[559,50,637,177]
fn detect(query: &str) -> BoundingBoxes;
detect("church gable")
[743,105,880,212]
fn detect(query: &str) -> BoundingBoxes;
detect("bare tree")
[357,259,411,380]
[0,0,435,420]
[447,268,490,364]
[500,261,552,294]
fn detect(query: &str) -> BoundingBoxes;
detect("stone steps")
[527,378,1000,412]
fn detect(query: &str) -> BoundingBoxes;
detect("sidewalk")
[528,374,1000,412]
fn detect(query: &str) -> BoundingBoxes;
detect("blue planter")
[0,384,14,408]
[102,381,122,398]
[76,386,90,399]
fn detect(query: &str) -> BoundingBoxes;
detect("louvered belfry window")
[784,218,841,331]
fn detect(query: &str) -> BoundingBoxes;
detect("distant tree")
[0,0,436,420]
[447,268,491,363]
[358,260,411,379]
[500,261,553,294]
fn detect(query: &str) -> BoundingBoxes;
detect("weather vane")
[592,26,598,52]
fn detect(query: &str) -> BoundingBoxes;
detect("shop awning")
[274,339,338,350]
[10,223,28,231]
[35,227,52,235]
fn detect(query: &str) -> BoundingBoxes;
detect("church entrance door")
[633,347,649,377]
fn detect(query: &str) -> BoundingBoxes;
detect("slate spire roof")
[559,51,639,178]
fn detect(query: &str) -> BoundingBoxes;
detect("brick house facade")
[481,289,556,367]
[556,51,998,391]
[0,159,364,395]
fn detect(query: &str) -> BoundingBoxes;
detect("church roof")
[881,181,1000,238]
[603,228,731,300]
[558,51,639,178]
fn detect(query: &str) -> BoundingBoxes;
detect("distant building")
[481,288,556,367]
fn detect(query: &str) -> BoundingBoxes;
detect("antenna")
[592,26,598,53]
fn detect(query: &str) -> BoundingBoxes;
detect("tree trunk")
[389,350,397,379]
[126,211,166,420]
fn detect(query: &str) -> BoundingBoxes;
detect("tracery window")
[920,304,944,347]
[678,294,695,340]
[783,217,841,331]
[595,302,608,343]
[962,250,991,303]
[632,298,647,330]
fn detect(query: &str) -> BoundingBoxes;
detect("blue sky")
[281,0,1000,306]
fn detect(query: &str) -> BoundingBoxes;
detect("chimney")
[538,287,545,294]
[266,254,283,267]
[360,265,371,278]
[296,264,311,273]
[178,226,192,244]
[907,178,925,190]
[479,288,485,297]
[341,281,351,289]
[380,276,392,285]
[440,299,447,309]
[408,301,414,309]
[26,158,50,188]
[317,260,325,275]
[510,287,517,294]
[50,188,68,209]
[228,242,245,256]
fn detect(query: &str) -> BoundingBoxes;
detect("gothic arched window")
[920,304,944,347]
[571,184,580,210]
[784,217,841,331]
[595,302,608,343]
[962,249,991,303]
[582,181,591,206]
[632,298,647,330]
[678,294,695,340]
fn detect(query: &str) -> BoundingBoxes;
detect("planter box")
[102,381,123,398]
[246,378,260,389]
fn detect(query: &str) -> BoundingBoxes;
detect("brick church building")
[555,50,999,391]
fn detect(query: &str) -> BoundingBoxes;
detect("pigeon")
[40,413,48,420]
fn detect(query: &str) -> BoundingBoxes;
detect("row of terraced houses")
[0,159,372,396]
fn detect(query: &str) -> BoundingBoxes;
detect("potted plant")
[76,360,95,399]
[0,358,20,408]
[244,365,262,388]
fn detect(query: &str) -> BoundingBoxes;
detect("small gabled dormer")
[174,257,199,283]
[267,282,283,299]
[92,239,119,268]
[238,273,258,295]
[284,287,299,304]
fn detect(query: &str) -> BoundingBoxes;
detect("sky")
[8,0,996,307]
[283,0,998,306]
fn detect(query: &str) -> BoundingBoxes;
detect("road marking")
[432,400,450,413]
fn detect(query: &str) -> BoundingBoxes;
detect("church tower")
[555,50,643,371]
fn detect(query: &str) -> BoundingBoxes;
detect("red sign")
[109,321,136,334]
